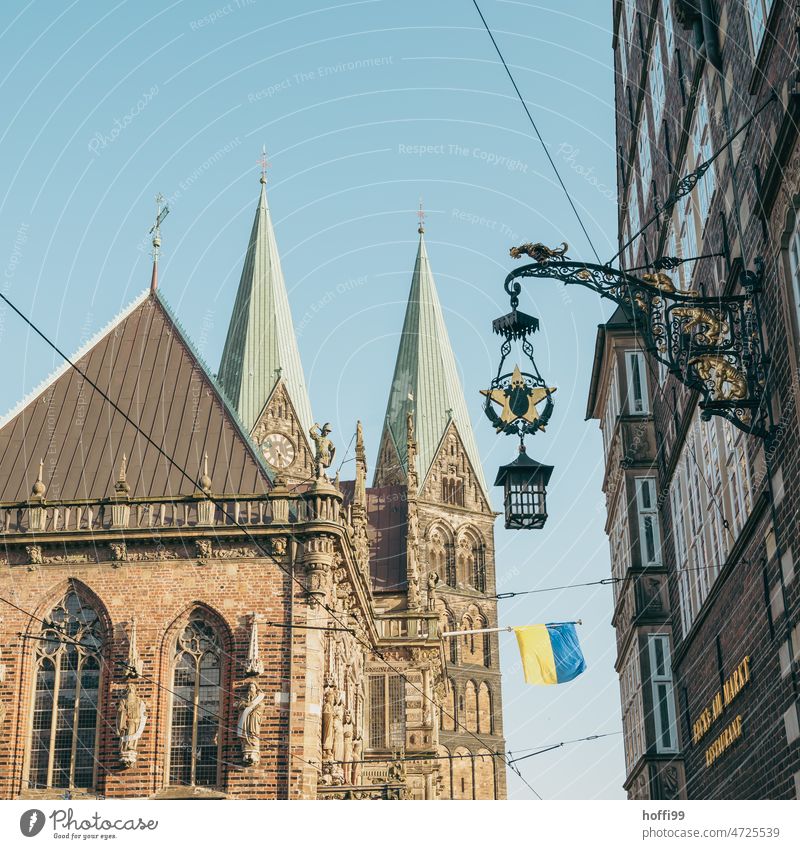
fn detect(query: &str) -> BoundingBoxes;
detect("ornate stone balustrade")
[375,612,439,641]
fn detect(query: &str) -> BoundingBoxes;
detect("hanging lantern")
[493,445,553,530]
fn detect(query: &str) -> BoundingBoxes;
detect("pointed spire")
[115,454,130,495]
[124,616,143,678]
[354,420,367,509]
[374,221,489,498]
[244,613,264,676]
[217,164,314,435]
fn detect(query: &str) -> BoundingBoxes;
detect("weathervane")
[258,145,270,184]
[149,193,169,262]
[417,197,425,234]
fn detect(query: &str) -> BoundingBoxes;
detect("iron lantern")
[493,445,553,530]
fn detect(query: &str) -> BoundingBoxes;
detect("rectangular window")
[368,674,406,749]
[625,350,649,414]
[620,645,644,773]
[638,111,653,202]
[648,635,678,752]
[692,90,716,227]
[649,30,666,130]
[747,0,774,56]
[670,469,692,636]
[787,218,800,346]
[635,478,662,565]
[679,194,698,273]
[662,0,675,62]
[627,187,641,265]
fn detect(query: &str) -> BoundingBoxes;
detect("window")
[670,469,692,636]
[638,112,653,203]
[368,674,405,749]
[623,0,636,38]
[445,539,456,587]
[649,30,666,131]
[602,359,621,456]
[635,478,661,565]
[442,476,464,507]
[662,0,674,62]
[168,614,223,787]
[692,90,716,227]
[625,351,649,414]
[447,615,458,665]
[620,645,644,773]
[648,635,678,752]
[679,194,698,270]
[788,213,800,340]
[747,0,774,56]
[28,591,104,791]
[627,187,641,265]
[471,539,486,592]
[618,27,628,83]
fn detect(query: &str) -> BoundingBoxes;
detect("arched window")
[168,614,224,788]
[447,614,458,665]
[472,539,486,593]
[482,626,491,668]
[28,590,104,791]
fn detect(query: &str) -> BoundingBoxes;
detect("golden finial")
[258,146,270,185]
[115,453,130,495]
[199,451,212,493]
[31,458,46,499]
[417,197,425,234]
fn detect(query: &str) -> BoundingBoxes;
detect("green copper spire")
[218,173,314,435]
[374,223,489,498]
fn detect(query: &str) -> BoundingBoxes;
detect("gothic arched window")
[28,591,104,791]
[472,540,486,593]
[168,614,224,788]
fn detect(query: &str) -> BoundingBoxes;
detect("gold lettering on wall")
[691,655,750,748]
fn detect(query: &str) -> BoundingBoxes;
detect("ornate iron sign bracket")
[503,245,772,441]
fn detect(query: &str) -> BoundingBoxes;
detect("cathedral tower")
[218,171,314,483]
[374,221,507,799]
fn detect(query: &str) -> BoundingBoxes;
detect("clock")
[262,433,295,469]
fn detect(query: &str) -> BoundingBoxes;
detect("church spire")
[373,219,489,498]
[217,160,314,435]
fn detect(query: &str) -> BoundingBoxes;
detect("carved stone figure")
[195,538,212,561]
[309,422,336,478]
[342,710,354,784]
[352,733,363,786]
[116,683,147,767]
[426,571,440,610]
[109,542,127,564]
[26,545,43,566]
[244,615,264,677]
[332,695,345,764]
[271,536,287,556]
[321,685,336,759]
[237,682,266,766]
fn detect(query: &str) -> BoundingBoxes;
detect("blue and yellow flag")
[514,623,586,685]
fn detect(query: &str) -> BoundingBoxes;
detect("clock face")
[262,433,295,469]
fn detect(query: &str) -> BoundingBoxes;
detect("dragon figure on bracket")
[503,243,772,441]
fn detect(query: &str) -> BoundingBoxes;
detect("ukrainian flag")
[514,623,586,685]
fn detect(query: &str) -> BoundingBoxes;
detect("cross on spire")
[417,197,425,234]
[258,145,270,184]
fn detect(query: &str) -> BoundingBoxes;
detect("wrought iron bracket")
[502,252,774,441]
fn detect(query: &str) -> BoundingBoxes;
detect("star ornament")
[481,366,556,431]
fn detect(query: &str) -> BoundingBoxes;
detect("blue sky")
[0,0,623,798]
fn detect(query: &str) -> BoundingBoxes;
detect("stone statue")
[342,710,354,784]
[352,733,363,785]
[309,422,336,479]
[321,685,336,759]
[426,571,440,611]
[116,683,147,767]
[237,682,266,766]
[195,538,212,561]
[332,695,345,764]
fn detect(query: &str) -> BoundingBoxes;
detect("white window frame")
[662,0,675,64]
[692,89,716,228]
[787,214,800,344]
[746,0,774,57]
[649,29,666,131]
[635,477,662,566]
[648,635,678,753]
[624,350,650,415]
[638,111,653,203]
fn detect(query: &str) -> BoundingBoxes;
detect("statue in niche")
[352,732,363,785]
[426,571,440,611]
[116,683,147,768]
[321,685,336,759]
[342,710,354,784]
[237,682,266,766]
[332,695,345,764]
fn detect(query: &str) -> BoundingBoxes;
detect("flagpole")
[441,620,582,638]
